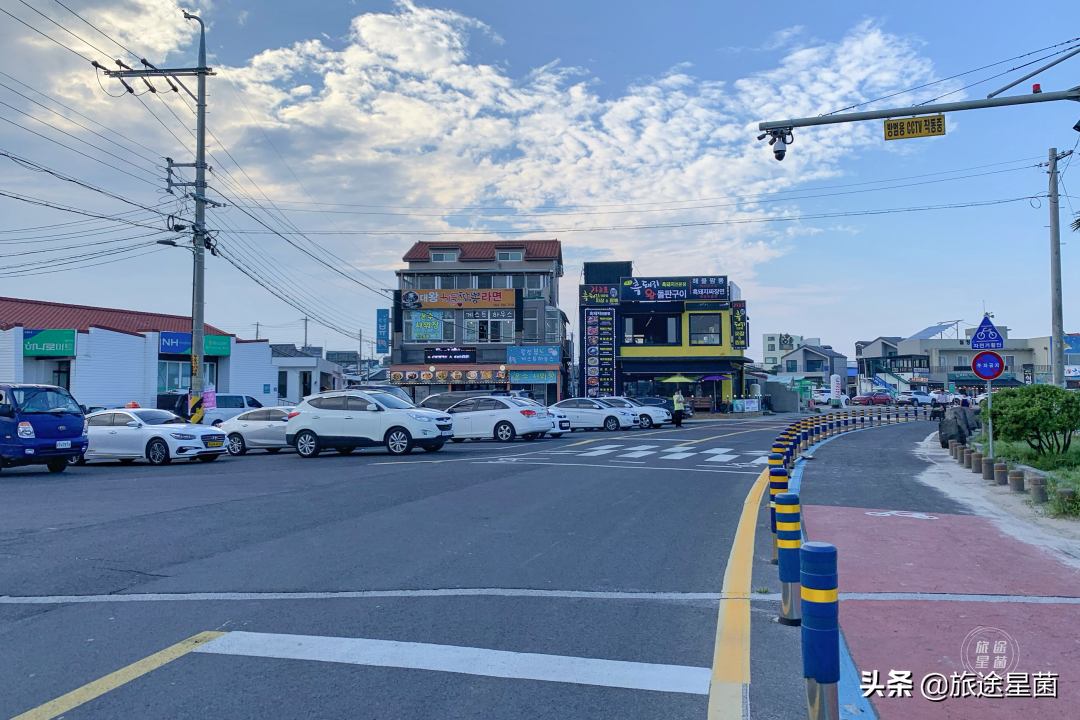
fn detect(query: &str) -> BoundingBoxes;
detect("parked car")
[851,390,894,406]
[286,391,453,457]
[219,407,293,455]
[629,396,694,419]
[156,392,265,425]
[548,397,639,431]
[896,391,934,407]
[598,396,671,429]
[445,396,552,442]
[81,408,227,465]
[344,384,413,405]
[545,405,571,437]
[0,384,87,475]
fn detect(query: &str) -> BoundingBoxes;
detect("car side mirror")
[126,421,140,428]
[0,404,13,418]
[366,404,379,412]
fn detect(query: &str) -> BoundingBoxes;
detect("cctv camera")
[774,145,786,161]
[1074,118,1080,133]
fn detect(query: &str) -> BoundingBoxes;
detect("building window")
[52,360,71,391]
[524,308,538,343]
[956,355,969,367]
[464,319,514,343]
[768,344,776,352]
[416,275,437,289]
[939,355,948,367]
[493,275,509,289]
[157,360,216,392]
[430,251,457,262]
[806,359,824,372]
[278,370,288,398]
[400,274,416,289]
[786,360,798,373]
[623,315,679,345]
[765,357,777,365]
[497,251,523,261]
[689,314,721,345]
[545,308,560,344]
[1004,355,1015,369]
[477,274,493,289]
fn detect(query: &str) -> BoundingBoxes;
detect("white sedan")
[446,396,552,442]
[82,409,227,465]
[548,398,640,431]
[597,397,670,429]
[219,407,292,455]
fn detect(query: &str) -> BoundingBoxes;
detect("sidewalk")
[798,421,1080,719]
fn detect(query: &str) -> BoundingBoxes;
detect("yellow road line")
[678,425,791,447]
[11,631,227,720]
[706,468,769,719]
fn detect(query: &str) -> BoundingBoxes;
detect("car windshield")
[131,410,186,425]
[10,387,82,414]
[371,393,416,410]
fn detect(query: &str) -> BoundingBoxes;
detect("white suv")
[286,391,453,457]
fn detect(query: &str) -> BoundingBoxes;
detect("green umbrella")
[658,375,697,383]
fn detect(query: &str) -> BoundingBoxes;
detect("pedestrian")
[960,394,970,408]
[672,389,685,428]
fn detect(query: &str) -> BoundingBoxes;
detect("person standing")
[672,390,685,428]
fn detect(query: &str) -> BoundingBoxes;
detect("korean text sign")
[507,346,561,365]
[730,301,748,349]
[376,308,390,353]
[401,289,516,309]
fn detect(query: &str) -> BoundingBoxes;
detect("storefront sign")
[1064,366,1080,378]
[507,346,560,365]
[510,370,557,383]
[584,308,616,397]
[689,276,728,301]
[463,309,514,319]
[409,310,445,341]
[685,301,730,311]
[390,368,505,383]
[1023,364,1035,385]
[579,284,621,306]
[620,277,689,302]
[401,289,515,309]
[733,398,745,413]
[23,328,76,356]
[424,347,477,363]
[376,309,390,353]
[744,398,760,412]
[730,301,748,349]
[159,331,232,356]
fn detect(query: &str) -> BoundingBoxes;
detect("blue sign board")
[506,346,561,365]
[263,384,272,394]
[510,369,557,383]
[972,352,1004,380]
[376,308,390,353]
[970,317,1004,350]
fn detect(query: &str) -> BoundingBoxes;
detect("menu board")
[689,276,728,301]
[620,277,689,302]
[579,284,621,306]
[584,308,616,397]
[730,300,748,349]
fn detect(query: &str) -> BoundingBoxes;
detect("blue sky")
[1,0,1079,360]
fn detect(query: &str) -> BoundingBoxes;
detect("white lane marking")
[658,452,696,460]
[622,445,659,451]
[579,447,624,457]
[661,446,695,451]
[700,448,734,454]
[617,451,658,458]
[750,456,771,465]
[5,590,1078,606]
[703,454,739,463]
[477,459,759,474]
[743,451,771,456]
[611,460,647,464]
[194,631,712,695]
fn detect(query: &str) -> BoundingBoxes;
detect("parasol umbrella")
[700,375,730,411]
[658,375,697,383]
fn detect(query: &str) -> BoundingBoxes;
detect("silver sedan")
[218,407,293,455]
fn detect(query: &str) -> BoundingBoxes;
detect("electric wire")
[0,6,94,62]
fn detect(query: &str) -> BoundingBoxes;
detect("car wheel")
[265,448,281,454]
[228,433,248,456]
[147,439,171,466]
[198,455,219,462]
[494,421,516,442]
[639,415,654,429]
[337,447,356,455]
[68,454,86,466]
[912,400,920,407]
[295,431,321,459]
[423,443,444,453]
[385,427,413,455]
[603,416,619,431]
[46,458,68,474]
[451,438,466,443]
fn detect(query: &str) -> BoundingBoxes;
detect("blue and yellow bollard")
[768,454,787,564]
[802,541,840,720]
[776,492,802,626]
[801,420,809,451]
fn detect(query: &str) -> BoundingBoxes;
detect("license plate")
[56,440,71,449]
[207,441,223,448]
[560,422,570,429]
[441,430,453,436]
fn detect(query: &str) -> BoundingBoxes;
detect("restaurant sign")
[424,347,477,363]
[730,301,748,349]
[507,346,561,365]
[401,289,516,309]
[579,284,621,306]
[510,370,557,383]
[620,277,689,302]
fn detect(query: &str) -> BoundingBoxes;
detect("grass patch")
[972,433,1080,517]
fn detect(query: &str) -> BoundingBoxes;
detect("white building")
[0,296,277,409]
[761,332,807,371]
[271,344,344,404]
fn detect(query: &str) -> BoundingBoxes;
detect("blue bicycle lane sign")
[971,316,1004,350]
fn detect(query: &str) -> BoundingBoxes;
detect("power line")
[0,6,94,63]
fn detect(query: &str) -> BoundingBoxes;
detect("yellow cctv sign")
[884,114,945,141]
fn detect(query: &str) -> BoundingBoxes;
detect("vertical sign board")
[376,308,390,354]
[584,308,616,397]
[23,329,77,356]
[730,301,749,349]
[689,276,728,301]
[830,374,842,401]
[972,350,1004,461]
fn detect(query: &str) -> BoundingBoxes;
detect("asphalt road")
[0,417,795,720]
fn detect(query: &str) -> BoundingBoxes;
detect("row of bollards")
[770,418,841,719]
[947,438,1056,503]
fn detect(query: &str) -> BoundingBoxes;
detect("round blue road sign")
[972,351,1004,380]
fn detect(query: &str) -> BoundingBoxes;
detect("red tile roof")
[0,296,227,336]
[402,240,562,263]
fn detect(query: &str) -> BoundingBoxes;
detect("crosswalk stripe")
[622,445,659,451]
[617,451,658,458]
[703,454,739,462]
[661,446,695,451]
[750,456,771,465]
[701,448,734,454]
[579,448,623,457]
[659,452,697,460]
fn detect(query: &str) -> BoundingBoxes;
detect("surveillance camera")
[774,145,786,161]
[1074,118,1080,133]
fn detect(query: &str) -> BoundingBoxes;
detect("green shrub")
[982,385,1080,455]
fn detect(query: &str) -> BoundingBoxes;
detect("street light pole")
[1050,148,1065,387]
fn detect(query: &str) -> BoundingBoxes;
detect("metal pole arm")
[758,87,1080,131]
[104,68,214,78]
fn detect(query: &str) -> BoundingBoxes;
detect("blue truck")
[0,384,88,475]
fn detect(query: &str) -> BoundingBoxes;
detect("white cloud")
[238,10,249,27]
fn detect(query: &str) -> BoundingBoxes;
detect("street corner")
[843,599,1078,719]
[802,504,1080,597]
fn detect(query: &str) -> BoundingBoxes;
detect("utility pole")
[1050,148,1066,387]
[255,322,260,340]
[303,317,309,349]
[104,11,216,421]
